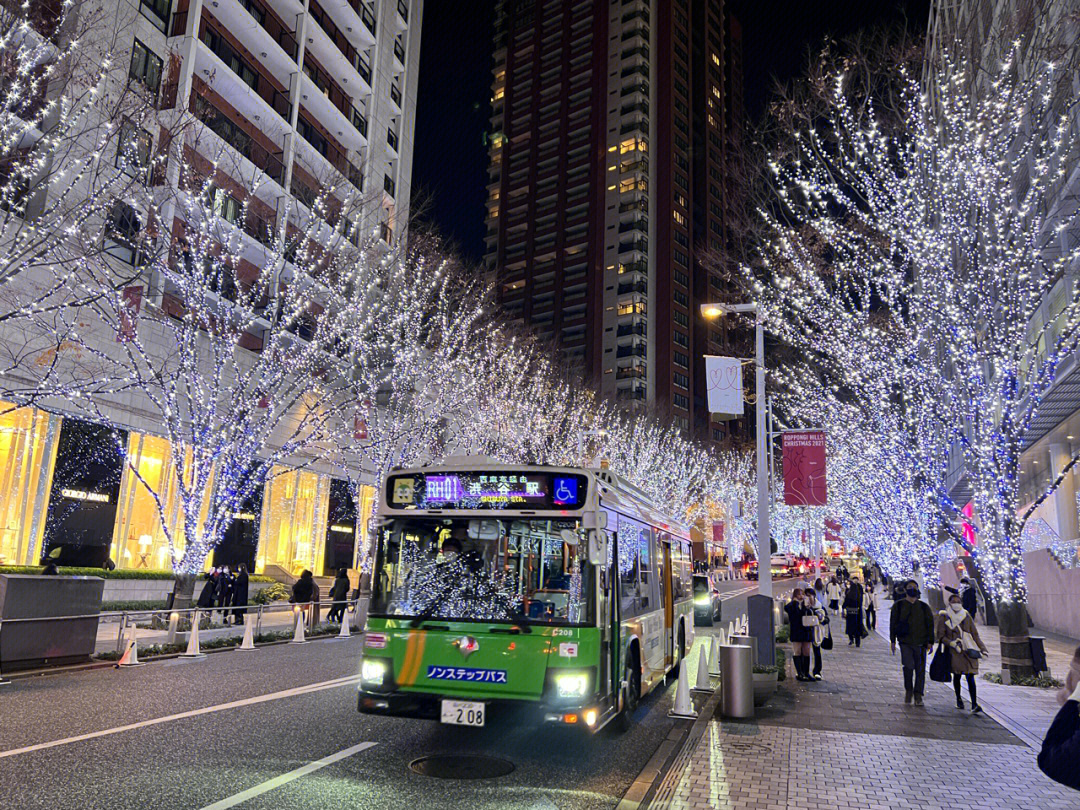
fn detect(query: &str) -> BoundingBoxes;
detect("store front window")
[112,433,185,570]
[0,403,60,566]
[256,466,329,575]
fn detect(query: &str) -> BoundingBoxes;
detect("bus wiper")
[501,604,532,633]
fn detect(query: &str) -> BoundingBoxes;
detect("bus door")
[661,534,673,666]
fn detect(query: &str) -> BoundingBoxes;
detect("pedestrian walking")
[232,563,249,623]
[813,577,827,610]
[960,576,978,618]
[327,567,350,623]
[890,579,935,705]
[291,569,315,627]
[935,592,989,712]
[804,589,828,680]
[215,566,234,623]
[864,584,878,631]
[784,588,814,682]
[826,577,841,615]
[843,576,865,646]
[1039,646,1080,792]
[197,570,217,610]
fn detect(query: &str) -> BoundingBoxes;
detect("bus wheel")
[615,649,640,732]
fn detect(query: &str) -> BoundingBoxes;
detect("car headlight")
[361,658,387,686]
[694,595,710,606]
[555,672,589,698]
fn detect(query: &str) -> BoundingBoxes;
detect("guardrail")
[0,599,367,656]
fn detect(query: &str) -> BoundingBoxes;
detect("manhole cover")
[727,742,772,755]
[409,754,515,780]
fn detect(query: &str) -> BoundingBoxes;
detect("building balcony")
[617,323,646,338]
[616,388,646,401]
[618,220,647,235]
[616,366,646,380]
[617,281,647,296]
[191,94,286,186]
[616,345,646,359]
[618,237,648,254]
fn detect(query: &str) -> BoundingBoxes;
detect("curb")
[616,672,723,810]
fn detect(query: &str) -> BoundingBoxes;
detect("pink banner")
[782,430,827,506]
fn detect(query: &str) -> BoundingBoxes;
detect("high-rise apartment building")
[485,0,744,443]
[0,0,420,574]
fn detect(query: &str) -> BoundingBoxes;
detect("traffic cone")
[718,627,728,646]
[669,651,698,719]
[237,614,256,651]
[117,627,145,667]
[728,620,735,639]
[335,613,351,639]
[181,611,205,658]
[291,609,308,644]
[692,641,712,693]
[709,633,721,676]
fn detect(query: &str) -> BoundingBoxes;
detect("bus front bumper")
[358,689,607,729]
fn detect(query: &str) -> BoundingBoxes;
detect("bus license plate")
[441,700,485,727]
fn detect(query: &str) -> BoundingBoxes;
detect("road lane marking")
[0,675,360,760]
[719,586,757,600]
[196,741,377,810]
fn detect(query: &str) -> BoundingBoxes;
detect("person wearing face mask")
[1038,646,1080,792]
[803,589,828,680]
[890,579,936,705]
[784,588,814,682]
[936,592,989,712]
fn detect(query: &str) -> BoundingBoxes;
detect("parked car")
[769,553,792,577]
[693,573,722,625]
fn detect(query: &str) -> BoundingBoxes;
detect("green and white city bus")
[357,457,695,732]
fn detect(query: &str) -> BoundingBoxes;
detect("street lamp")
[700,301,772,599]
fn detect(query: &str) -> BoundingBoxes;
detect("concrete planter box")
[1,574,104,670]
[752,670,778,705]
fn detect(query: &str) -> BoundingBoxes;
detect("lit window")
[493,86,504,101]
[673,210,686,225]
[618,300,646,316]
[712,53,720,66]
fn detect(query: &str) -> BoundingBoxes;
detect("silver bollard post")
[731,633,757,666]
[166,611,180,645]
[719,644,754,719]
[256,604,263,639]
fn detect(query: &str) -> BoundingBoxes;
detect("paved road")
[0,579,765,810]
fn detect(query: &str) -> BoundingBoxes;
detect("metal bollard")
[719,644,754,719]
[256,604,264,638]
[166,611,180,645]
[731,633,757,666]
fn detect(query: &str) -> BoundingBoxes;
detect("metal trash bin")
[719,643,754,719]
[730,633,757,666]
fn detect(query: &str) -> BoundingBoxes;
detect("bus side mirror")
[587,529,608,566]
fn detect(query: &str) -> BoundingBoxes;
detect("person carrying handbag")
[804,589,829,680]
[935,592,989,713]
[784,588,814,682]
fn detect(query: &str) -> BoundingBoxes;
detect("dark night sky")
[410,0,930,266]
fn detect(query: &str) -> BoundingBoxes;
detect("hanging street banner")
[704,355,743,415]
[782,429,827,506]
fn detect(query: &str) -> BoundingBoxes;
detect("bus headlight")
[361,658,388,686]
[555,672,590,698]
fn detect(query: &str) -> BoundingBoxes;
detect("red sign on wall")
[782,430,827,506]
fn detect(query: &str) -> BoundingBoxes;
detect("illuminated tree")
[749,40,1080,672]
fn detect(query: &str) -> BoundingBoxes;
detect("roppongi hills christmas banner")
[782,430,827,507]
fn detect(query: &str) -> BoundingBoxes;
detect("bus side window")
[638,528,651,611]
[619,517,641,617]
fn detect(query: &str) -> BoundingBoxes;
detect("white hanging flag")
[705,356,743,415]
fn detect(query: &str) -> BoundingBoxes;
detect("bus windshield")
[370,516,594,625]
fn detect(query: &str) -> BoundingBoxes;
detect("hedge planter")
[752,667,779,705]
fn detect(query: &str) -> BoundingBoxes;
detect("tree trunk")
[996,600,1033,682]
[168,573,198,611]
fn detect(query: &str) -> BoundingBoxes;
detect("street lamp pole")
[701,302,771,599]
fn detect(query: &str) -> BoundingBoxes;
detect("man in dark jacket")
[890,579,935,705]
[1039,647,1080,793]
[327,568,350,623]
[960,576,978,618]
[232,564,249,624]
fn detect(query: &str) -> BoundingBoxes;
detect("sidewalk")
[875,595,1077,749]
[646,599,1077,810]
